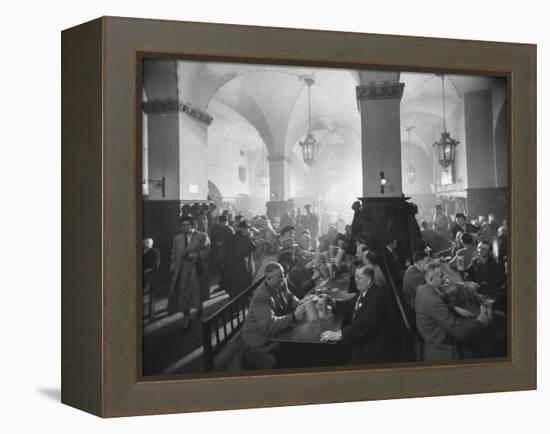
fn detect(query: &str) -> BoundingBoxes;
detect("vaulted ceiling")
[174,60,505,176]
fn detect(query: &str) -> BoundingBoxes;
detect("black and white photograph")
[3,0,546,430]
[141,59,509,376]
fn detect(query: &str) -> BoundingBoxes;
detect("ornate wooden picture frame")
[61,16,536,417]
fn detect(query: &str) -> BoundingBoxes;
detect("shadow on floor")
[37,387,61,402]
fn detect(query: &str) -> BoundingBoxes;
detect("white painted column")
[356,81,405,198]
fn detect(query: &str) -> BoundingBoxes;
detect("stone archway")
[207,181,223,207]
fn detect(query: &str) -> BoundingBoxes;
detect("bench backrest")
[202,278,264,372]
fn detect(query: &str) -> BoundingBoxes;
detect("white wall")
[2,1,546,433]
[207,103,270,209]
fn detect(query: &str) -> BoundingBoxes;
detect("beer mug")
[304,297,318,321]
[317,294,328,319]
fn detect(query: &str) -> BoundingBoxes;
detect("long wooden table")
[270,274,354,344]
[270,315,343,344]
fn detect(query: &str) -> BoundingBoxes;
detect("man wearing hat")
[232,214,244,231]
[210,214,235,274]
[221,219,258,299]
[167,216,211,329]
[450,212,477,240]
[277,235,299,274]
[302,204,319,249]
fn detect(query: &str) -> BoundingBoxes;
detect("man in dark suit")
[221,220,258,299]
[465,241,506,294]
[383,237,406,290]
[302,204,319,248]
[450,213,477,239]
[320,266,394,365]
[420,220,440,252]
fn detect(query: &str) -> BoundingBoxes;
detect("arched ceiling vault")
[174,61,505,166]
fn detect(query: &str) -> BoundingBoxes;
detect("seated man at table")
[402,250,430,312]
[241,262,306,370]
[465,241,506,294]
[415,262,490,362]
[320,266,395,365]
[287,260,321,299]
[348,248,386,294]
[449,232,476,271]
[296,230,315,260]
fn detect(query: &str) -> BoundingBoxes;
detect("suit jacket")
[402,265,425,311]
[303,212,319,237]
[420,228,439,250]
[334,284,394,365]
[384,246,405,287]
[415,283,485,361]
[241,280,299,349]
[222,232,257,297]
[450,223,477,239]
[466,256,506,293]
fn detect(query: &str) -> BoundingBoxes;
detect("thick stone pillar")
[464,89,507,221]
[354,79,422,261]
[142,60,181,278]
[357,81,405,197]
[354,198,422,264]
[142,60,214,281]
[142,60,180,201]
[268,153,291,201]
[265,201,288,223]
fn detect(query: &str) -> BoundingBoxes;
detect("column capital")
[356,82,405,101]
[267,153,291,163]
[142,98,213,125]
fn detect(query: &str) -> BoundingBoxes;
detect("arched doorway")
[208,180,223,207]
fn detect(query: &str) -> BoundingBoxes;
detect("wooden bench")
[202,278,264,372]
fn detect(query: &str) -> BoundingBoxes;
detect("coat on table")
[167,230,210,313]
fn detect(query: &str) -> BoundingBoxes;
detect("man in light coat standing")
[168,215,210,329]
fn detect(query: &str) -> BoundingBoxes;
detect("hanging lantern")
[433,74,459,169]
[299,77,318,166]
[300,133,317,166]
[434,131,459,168]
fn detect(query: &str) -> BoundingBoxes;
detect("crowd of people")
[143,200,508,369]
[142,201,324,329]
[238,204,508,369]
